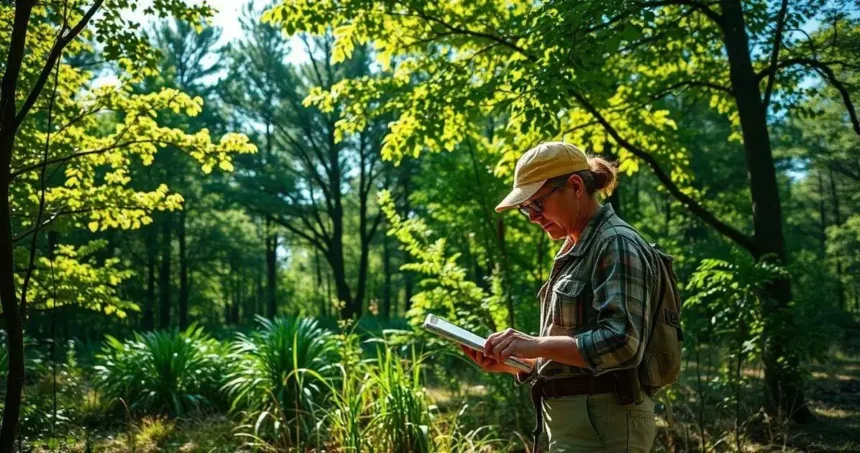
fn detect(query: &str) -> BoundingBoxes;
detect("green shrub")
[224,316,337,445]
[94,324,226,416]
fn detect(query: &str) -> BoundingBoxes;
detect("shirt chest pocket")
[551,275,589,328]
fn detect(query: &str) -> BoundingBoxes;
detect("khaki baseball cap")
[495,142,590,213]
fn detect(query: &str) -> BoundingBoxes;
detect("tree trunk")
[719,0,811,422]
[402,176,414,314]
[223,274,231,325]
[266,219,277,318]
[0,202,24,453]
[159,212,172,330]
[330,142,357,319]
[356,228,372,319]
[330,247,356,319]
[230,259,240,325]
[178,208,189,330]
[382,220,392,319]
[143,226,157,330]
[0,3,35,448]
[326,269,333,317]
[818,171,827,258]
[0,153,24,453]
[315,247,326,316]
[828,166,846,311]
[255,259,263,317]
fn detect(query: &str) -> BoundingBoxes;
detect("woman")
[461,141,660,452]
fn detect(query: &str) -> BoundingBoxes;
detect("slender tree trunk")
[326,271,333,317]
[178,208,189,329]
[382,221,392,319]
[256,259,263,317]
[0,3,34,448]
[159,212,172,330]
[143,226,156,330]
[223,274,231,325]
[266,218,277,318]
[0,179,24,453]
[357,221,370,318]
[314,247,326,316]
[330,157,356,319]
[828,166,846,311]
[230,260,240,325]
[818,171,827,258]
[828,167,842,225]
[330,247,355,319]
[402,176,414,313]
[719,0,810,422]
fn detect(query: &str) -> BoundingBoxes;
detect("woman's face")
[523,175,586,240]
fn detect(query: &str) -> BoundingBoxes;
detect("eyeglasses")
[518,182,566,218]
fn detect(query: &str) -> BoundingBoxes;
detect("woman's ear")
[566,174,584,197]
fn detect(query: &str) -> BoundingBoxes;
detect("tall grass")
[372,343,432,453]
[224,316,337,447]
[94,324,226,416]
[83,319,510,451]
[317,324,375,451]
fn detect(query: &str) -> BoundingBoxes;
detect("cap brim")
[495,180,545,213]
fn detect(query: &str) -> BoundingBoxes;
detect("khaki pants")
[542,392,656,452]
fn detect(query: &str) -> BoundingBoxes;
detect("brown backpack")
[639,243,683,393]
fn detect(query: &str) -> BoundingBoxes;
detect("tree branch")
[762,0,789,111]
[0,0,34,138]
[10,139,198,179]
[270,215,329,256]
[568,88,758,254]
[762,57,860,135]
[639,0,723,25]
[404,5,537,62]
[14,0,104,128]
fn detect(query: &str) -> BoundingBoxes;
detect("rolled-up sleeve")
[574,235,651,374]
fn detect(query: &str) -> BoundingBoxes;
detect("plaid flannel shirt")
[518,203,659,384]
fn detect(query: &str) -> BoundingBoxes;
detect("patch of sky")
[93,0,309,88]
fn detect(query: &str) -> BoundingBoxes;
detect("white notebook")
[422,314,534,373]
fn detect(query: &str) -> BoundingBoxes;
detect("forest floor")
[31,353,860,452]
[775,352,860,452]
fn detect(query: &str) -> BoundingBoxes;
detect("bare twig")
[762,0,790,111]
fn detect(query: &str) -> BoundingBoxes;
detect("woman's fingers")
[461,342,514,373]
[492,337,514,362]
[484,328,515,357]
[499,341,518,363]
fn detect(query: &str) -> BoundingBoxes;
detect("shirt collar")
[556,203,616,259]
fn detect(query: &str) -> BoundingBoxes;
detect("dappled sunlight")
[1,0,857,451]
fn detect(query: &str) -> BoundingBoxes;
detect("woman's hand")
[459,345,521,375]
[484,328,542,364]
